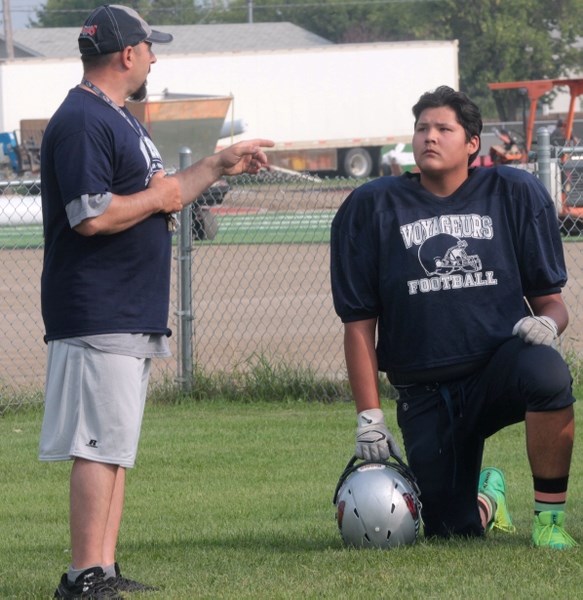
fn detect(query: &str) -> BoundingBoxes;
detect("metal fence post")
[177,147,194,392]
[537,126,551,194]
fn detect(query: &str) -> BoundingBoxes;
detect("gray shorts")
[39,340,151,468]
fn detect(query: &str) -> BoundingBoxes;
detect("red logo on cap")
[81,25,98,36]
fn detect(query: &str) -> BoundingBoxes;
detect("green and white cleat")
[478,467,516,533]
[532,511,578,549]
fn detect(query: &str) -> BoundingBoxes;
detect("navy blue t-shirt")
[41,87,173,341]
[330,167,567,375]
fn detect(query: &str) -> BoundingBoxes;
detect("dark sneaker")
[54,567,123,599]
[107,563,159,593]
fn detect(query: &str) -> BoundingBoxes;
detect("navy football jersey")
[41,87,172,341]
[330,167,567,374]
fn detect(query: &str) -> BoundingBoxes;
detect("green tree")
[32,0,99,27]
[208,0,583,119]
[32,0,583,120]
[415,0,583,119]
[205,0,392,41]
[32,0,204,27]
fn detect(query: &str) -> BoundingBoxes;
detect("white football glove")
[355,408,402,461]
[512,316,558,346]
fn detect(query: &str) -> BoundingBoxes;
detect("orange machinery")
[488,79,583,231]
[488,78,583,154]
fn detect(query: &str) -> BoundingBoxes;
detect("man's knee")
[516,345,574,411]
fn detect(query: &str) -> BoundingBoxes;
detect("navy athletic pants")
[394,336,575,538]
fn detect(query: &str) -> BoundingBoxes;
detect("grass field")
[1,398,582,599]
[215,210,334,244]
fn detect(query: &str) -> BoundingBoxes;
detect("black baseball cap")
[78,4,173,56]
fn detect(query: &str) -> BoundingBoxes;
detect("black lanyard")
[81,78,145,138]
[80,78,177,232]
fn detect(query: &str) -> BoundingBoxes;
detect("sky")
[1,0,41,30]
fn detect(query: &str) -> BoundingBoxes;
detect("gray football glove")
[512,316,558,346]
[356,408,402,461]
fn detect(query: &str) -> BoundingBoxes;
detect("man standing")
[39,5,273,598]
[331,86,577,549]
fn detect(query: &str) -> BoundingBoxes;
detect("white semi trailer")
[156,40,460,177]
[0,39,459,177]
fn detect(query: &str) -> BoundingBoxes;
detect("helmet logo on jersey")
[418,233,482,276]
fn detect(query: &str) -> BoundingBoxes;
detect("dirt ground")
[0,242,344,392]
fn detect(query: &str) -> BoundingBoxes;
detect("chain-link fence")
[2,139,583,413]
[0,169,353,413]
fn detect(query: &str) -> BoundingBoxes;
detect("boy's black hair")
[412,86,483,165]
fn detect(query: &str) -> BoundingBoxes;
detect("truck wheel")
[342,148,373,178]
